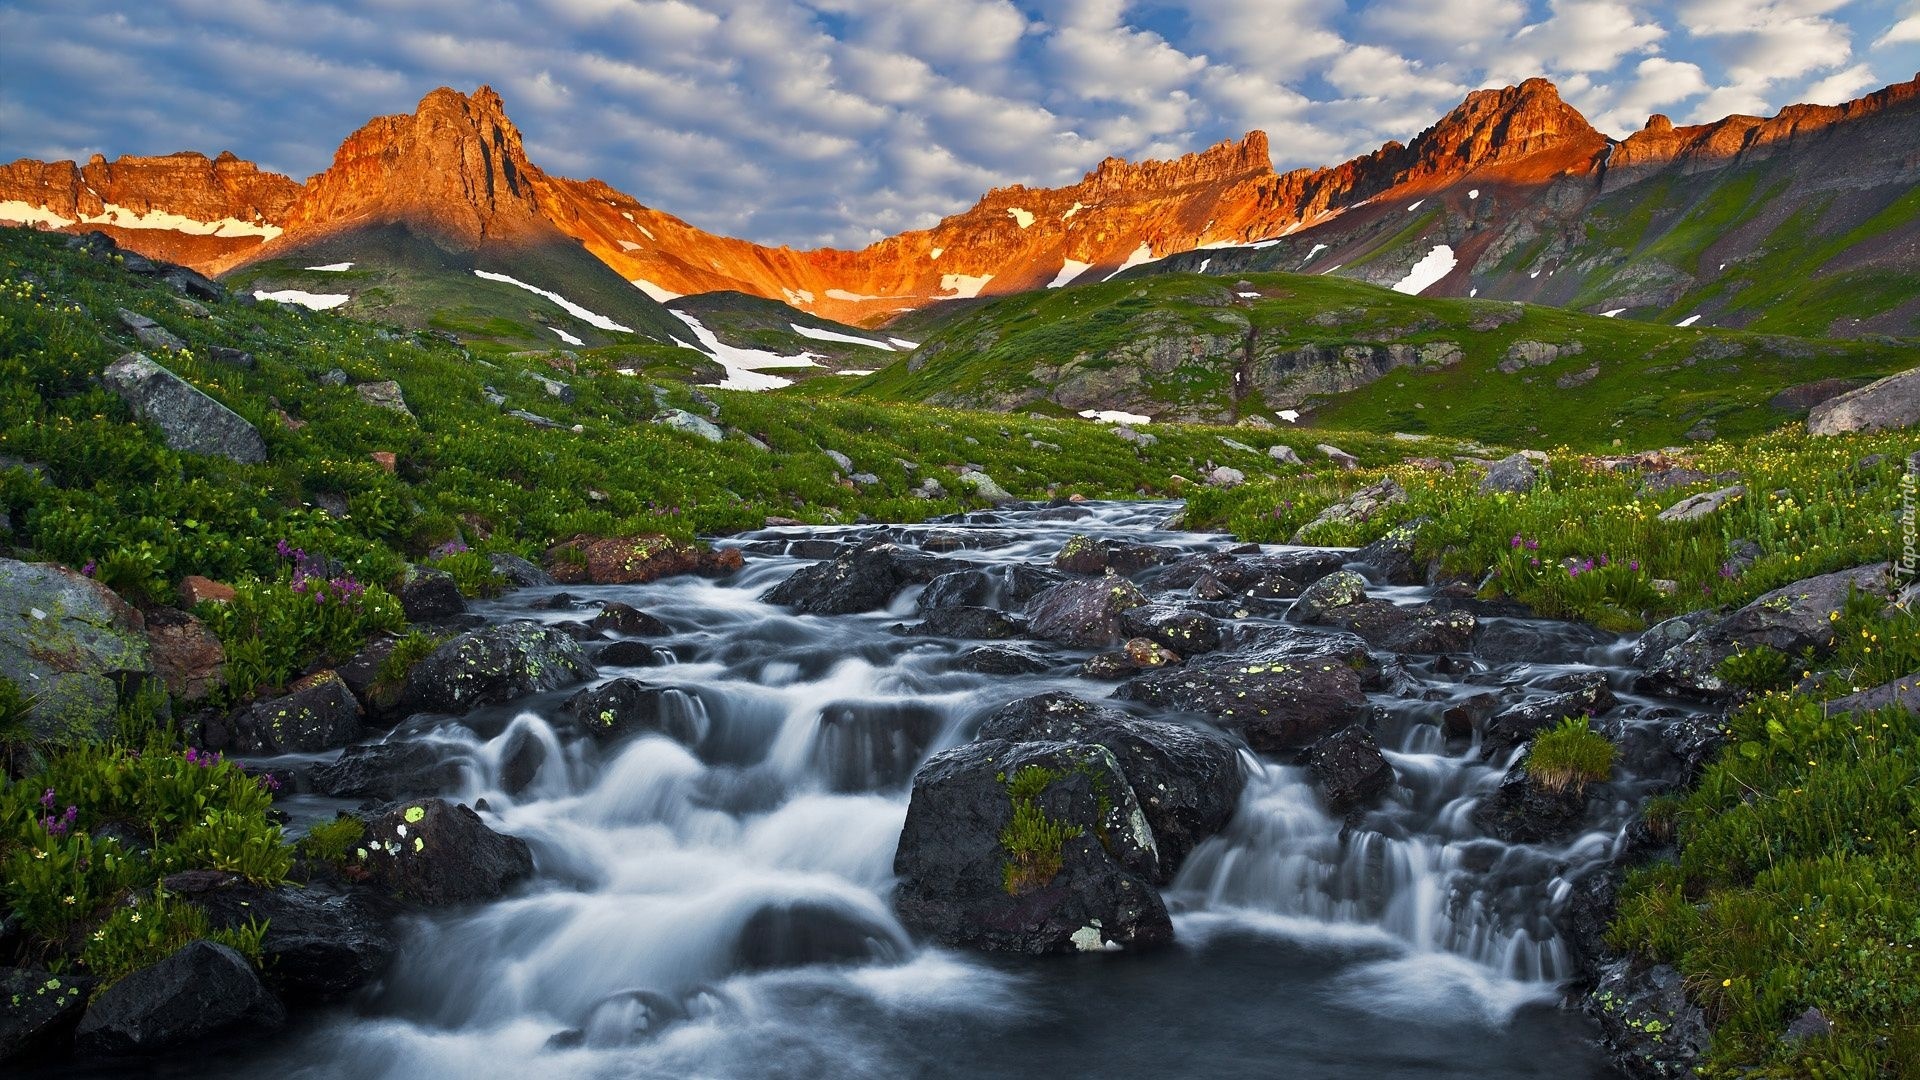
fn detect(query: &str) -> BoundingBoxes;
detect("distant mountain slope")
[844,271,1910,448]
[3,77,1915,334]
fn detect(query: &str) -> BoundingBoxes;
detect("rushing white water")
[223,503,1681,1079]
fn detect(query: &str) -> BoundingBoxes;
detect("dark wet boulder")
[486,552,556,589]
[1293,572,1476,654]
[765,542,961,614]
[1080,638,1182,680]
[917,529,1016,552]
[397,565,466,623]
[1470,759,1593,843]
[359,799,533,905]
[208,671,362,754]
[1441,692,1501,737]
[499,725,548,794]
[1308,725,1396,813]
[1051,535,1180,576]
[735,898,908,971]
[975,692,1242,880]
[595,640,670,667]
[0,557,154,742]
[168,872,397,1002]
[1120,600,1223,654]
[101,352,267,465]
[0,967,91,1065]
[810,699,947,792]
[1025,575,1149,648]
[1117,651,1371,756]
[894,738,1171,955]
[1348,517,1429,585]
[73,940,283,1056]
[334,636,406,720]
[565,677,703,746]
[957,644,1057,675]
[1481,674,1619,760]
[1153,549,1346,600]
[902,606,1028,640]
[917,564,1064,613]
[590,602,671,637]
[402,621,594,714]
[310,741,465,802]
[1556,867,1620,975]
[1585,960,1711,1079]
[1292,570,1370,624]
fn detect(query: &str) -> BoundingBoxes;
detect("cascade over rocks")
[893,738,1171,955]
[1480,673,1619,760]
[766,542,961,614]
[1152,548,1347,600]
[1308,724,1397,812]
[565,677,703,745]
[1292,570,1478,653]
[1470,757,1594,843]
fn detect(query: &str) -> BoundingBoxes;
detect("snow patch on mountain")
[940,273,992,298]
[888,337,920,350]
[1007,208,1035,229]
[1048,260,1092,288]
[791,323,893,350]
[1103,242,1156,281]
[254,289,350,310]
[473,270,633,332]
[550,326,584,346]
[631,279,681,302]
[1063,202,1085,219]
[826,289,886,302]
[1079,410,1152,424]
[305,262,353,271]
[670,311,817,391]
[1392,246,1456,295]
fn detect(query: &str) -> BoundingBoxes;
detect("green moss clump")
[999,766,1084,895]
[1526,717,1615,793]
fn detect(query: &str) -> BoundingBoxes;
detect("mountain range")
[4,74,1917,342]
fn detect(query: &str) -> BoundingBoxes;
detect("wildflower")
[80,560,96,577]
[130,913,141,923]
[39,787,55,809]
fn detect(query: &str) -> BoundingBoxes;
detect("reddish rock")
[544,534,745,585]
[145,607,225,702]
[178,574,237,606]
[369,451,397,473]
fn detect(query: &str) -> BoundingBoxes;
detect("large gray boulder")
[1641,563,1892,698]
[0,559,154,742]
[1806,366,1920,435]
[102,353,266,464]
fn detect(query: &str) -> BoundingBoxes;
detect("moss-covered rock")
[0,558,155,742]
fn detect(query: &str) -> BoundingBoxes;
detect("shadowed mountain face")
[3,76,1917,335]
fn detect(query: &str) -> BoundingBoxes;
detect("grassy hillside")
[0,226,1478,603]
[220,223,696,351]
[846,271,1908,449]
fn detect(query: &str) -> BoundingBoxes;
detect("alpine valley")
[1,49,1918,1080]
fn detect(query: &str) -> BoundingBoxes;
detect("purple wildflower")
[80,560,96,577]
[40,787,56,809]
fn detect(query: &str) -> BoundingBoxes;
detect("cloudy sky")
[3,0,1916,249]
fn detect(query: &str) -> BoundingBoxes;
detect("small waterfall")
[224,502,1673,1079]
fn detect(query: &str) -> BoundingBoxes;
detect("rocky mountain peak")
[1399,77,1603,181]
[1080,130,1273,195]
[277,84,550,248]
